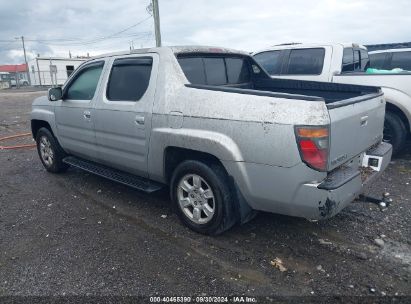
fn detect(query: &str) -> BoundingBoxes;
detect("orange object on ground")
[0,132,36,150]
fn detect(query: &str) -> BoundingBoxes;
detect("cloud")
[0,0,410,64]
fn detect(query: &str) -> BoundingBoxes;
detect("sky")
[0,0,410,64]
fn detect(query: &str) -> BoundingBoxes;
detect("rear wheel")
[36,127,69,173]
[170,160,236,235]
[383,111,407,156]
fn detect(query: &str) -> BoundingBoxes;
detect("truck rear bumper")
[223,142,392,220]
[309,142,392,219]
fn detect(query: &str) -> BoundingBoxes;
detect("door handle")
[135,116,145,125]
[360,115,368,127]
[83,111,91,119]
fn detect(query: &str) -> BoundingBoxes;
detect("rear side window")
[107,57,153,101]
[253,50,282,75]
[65,62,104,100]
[390,51,411,70]
[178,55,251,85]
[369,53,387,69]
[342,48,354,72]
[341,48,368,73]
[360,49,369,70]
[284,48,325,75]
[353,50,360,70]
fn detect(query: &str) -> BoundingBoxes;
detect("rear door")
[93,54,158,177]
[55,60,105,160]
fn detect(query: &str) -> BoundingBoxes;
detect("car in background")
[10,74,29,87]
[369,48,411,71]
[253,43,411,155]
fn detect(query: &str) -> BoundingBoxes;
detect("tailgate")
[327,92,385,171]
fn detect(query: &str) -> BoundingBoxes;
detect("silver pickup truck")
[31,46,392,235]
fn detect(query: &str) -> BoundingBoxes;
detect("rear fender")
[148,128,243,183]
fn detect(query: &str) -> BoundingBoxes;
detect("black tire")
[384,111,407,156]
[36,127,69,173]
[170,160,236,235]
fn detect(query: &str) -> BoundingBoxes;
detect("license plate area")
[362,154,383,171]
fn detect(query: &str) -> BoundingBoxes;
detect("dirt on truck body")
[0,89,410,299]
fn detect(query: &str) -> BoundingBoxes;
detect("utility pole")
[20,36,31,85]
[152,0,162,47]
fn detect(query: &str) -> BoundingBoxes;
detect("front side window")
[390,51,411,70]
[253,50,282,75]
[65,62,104,100]
[369,53,387,69]
[107,57,153,101]
[284,48,325,75]
[177,55,251,86]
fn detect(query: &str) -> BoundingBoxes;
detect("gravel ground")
[0,90,410,300]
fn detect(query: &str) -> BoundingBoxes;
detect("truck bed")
[253,77,381,104]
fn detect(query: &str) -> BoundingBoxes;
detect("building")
[366,42,411,52]
[28,57,86,86]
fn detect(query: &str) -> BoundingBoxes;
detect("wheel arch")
[385,102,410,134]
[163,146,228,184]
[31,120,54,139]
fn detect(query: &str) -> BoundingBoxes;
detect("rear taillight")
[295,126,329,171]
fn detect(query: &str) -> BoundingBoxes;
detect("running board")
[63,156,163,193]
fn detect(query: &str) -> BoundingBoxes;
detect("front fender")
[31,106,58,136]
[381,87,411,132]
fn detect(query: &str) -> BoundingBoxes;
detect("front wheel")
[170,160,236,235]
[383,111,407,156]
[36,127,69,173]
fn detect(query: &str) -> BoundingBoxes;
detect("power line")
[21,16,152,46]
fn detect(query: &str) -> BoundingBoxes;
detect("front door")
[54,60,105,161]
[93,54,158,177]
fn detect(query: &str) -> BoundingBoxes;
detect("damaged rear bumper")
[223,142,392,220]
[299,142,392,219]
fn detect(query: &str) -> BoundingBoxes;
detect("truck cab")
[253,43,411,155]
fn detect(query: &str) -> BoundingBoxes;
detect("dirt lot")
[0,90,410,300]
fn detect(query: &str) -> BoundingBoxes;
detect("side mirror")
[48,87,63,101]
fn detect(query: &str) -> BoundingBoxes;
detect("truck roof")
[253,42,367,54]
[369,47,411,54]
[91,46,248,61]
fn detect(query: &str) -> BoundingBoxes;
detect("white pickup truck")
[253,43,411,155]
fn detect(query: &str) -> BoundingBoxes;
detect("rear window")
[107,57,152,101]
[390,51,411,70]
[177,55,251,85]
[369,53,387,69]
[253,50,282,75]
[342,48,368,73]
[284,48,325,75]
